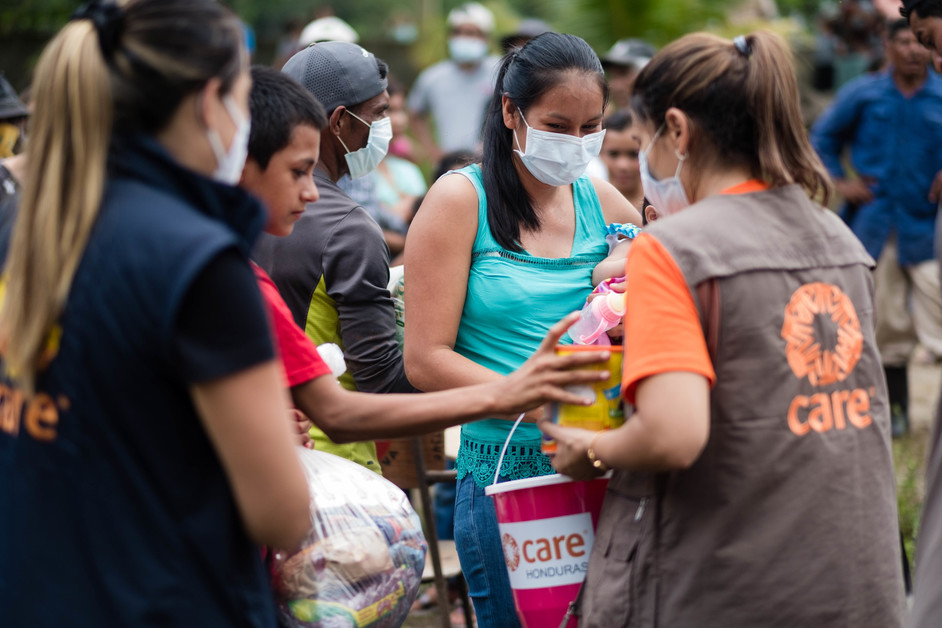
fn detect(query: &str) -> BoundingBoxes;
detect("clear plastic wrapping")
[270,448,427,627]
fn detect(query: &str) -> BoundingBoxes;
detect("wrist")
[586,431,609,473]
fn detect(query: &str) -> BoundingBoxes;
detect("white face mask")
[449,36,488,64]
[513,110,605,187]
[206,95,251,185]
[339,111,392,179]
[638,125,690,216]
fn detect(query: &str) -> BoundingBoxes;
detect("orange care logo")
[502,533,520,572]
[781,283,873,437]
[781,282,863,385]
[497,513,594,590]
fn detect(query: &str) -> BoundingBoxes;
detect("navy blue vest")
[0,136,275,626]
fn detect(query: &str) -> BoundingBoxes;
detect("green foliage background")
[1,0,822,90]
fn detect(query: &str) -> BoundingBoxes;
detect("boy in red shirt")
[240,66,610,447]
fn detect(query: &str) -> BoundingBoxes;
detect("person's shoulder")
[923,71,942,97]
[104,177,222,239]
[840,70,891,98]
[414,167,480,225]
[588,176,643,225]
[822,70,884,106]
[304,176,359,223]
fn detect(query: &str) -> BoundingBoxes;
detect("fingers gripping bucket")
[484,416,609,627]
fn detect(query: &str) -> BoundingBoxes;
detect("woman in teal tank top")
[404,33,641,627]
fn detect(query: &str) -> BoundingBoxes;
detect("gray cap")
[0,74,28,120]
[282,41,387,114]
[601,39,656,70]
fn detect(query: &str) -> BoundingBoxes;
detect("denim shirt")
[811,69,942,266]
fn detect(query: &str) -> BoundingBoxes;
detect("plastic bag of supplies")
[270,447,427,627]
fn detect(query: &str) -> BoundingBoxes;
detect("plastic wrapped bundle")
[270,448,427,627]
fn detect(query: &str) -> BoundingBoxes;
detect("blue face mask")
[449,36,488,63]
[338,111,392,179]
[638,125,690,216]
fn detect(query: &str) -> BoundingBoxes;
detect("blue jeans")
[434,459,456,541]
[454,474,522,628]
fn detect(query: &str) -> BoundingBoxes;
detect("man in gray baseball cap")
[253,41,415,474]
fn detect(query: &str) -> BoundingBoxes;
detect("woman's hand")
[538,421,602,481]
[494,312,613,414]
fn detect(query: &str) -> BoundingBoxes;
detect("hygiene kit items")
[269,448,427,628]
[544,223,638,454]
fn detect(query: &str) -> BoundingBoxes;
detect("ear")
[328,106,347,137]
[501,94,518,131]
[198,77,224,130]
[644,205,659,223]
[664,107,691,157]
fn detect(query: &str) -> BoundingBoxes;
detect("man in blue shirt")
[811,18,942,437]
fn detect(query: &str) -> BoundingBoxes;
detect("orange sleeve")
[622,233,716,404]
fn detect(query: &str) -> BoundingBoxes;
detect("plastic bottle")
[568,291,626,345]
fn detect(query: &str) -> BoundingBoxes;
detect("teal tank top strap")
[571,174,607,256]
[449,163,495,251]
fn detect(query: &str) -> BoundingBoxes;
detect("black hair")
[434,149,478,180]
[248,65,327,169]
[481,32,608,251]
[902,0,942,20]
[603,109,633,132]
[887,18,914,39]
[347,57,389,116]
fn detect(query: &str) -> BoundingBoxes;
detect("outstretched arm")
[294,312,611,442]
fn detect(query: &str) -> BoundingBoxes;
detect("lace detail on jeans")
[455,433,555,488]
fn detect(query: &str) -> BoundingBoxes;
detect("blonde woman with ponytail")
[0,1,310,625]
[543,31,905,626]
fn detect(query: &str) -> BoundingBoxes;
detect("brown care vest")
[581,185,904,627]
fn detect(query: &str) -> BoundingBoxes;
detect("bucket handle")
[492,412,526,486]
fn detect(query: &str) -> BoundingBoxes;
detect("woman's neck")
[688,166,757,204]
[514,157,569,213]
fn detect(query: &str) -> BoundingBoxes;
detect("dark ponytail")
[481,32,607,252]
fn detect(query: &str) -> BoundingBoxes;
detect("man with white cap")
[298,15,359,47]
[408,2,499,161]
[254,42,415,474]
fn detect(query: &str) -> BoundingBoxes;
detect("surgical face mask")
[339,111,392,179]
[513,110,605,187]
[638,126,690,216]
[449,36,488,64]
[206,95,250,185]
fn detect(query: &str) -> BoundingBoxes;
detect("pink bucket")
[485,474,609,628]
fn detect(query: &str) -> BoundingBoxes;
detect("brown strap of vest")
[696,279,720,361]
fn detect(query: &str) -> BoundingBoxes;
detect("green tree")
[544,0,745,49]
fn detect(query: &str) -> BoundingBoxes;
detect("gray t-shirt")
[407,56,499,153]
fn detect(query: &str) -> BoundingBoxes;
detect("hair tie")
[733,35,751,58]
[71,0,124,60]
